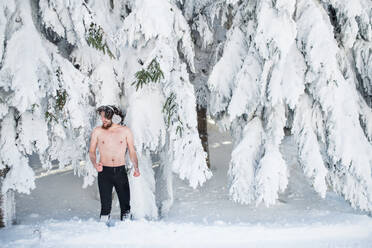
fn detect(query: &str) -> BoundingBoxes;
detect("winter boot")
[100,215,110,223]
[121,211,132,221]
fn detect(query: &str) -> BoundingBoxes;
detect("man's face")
[100,112,112,129]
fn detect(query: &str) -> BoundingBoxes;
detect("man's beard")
[102,121,112,129]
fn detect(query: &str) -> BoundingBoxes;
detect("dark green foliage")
[86,23,115,59]
[56,66,62,80]
[176,120,184,137]
[31,103,39,113]
[56,89,67,111]
[132,58,164,90]
[45,68,69,125]
[45,111,58,123]
[147,59,164,83]
[163,93,184,137]
[163,93,177,126]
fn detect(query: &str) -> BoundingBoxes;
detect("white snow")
[0,0,372,244]
[205,0,372,213]
[0,121,371,247]
[1,0,371,225]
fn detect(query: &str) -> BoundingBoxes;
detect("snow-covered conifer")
[1,0,371,227]
[117,0,211,217]
[0,0,211,223]
[208,0,296,206]
[208,0,372,212]
[295,0,372,212]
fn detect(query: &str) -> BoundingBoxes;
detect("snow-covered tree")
[178,0,231,169]
[116,0,211,218]
[0,0,211,226]
[0,0,102,226]
[1,0,371,227]
[208,0,372,212]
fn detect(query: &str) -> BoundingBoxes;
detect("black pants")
[98,165,130,220]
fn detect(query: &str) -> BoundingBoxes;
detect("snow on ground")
[0,121,372,247]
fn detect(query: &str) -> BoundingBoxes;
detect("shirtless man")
[89,105,140,222]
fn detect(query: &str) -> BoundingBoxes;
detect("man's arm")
[126,127,140,177]
[89,128,101,172]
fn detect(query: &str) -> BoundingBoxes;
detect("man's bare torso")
[96,125,128,167]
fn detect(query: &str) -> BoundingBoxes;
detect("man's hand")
[95,162,103,172]
[133,167,140,177]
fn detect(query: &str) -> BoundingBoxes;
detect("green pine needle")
[162,93,184,137]
[86,23,116,59]
[132,58,164,91]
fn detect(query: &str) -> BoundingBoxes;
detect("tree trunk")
[197,105,210,168]
[0,168,15,228]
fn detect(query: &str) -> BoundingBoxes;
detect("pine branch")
[132,58,164,90]
[86,23,116,59]
[45,68,69,124]
[163,93,184,137]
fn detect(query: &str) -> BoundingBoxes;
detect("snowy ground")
[1,121,372,247]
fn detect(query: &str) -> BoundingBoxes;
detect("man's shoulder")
[93,126,104,133]
[118,125,130,132]
[116,125,133,135]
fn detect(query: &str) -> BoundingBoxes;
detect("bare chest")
[97,130,127,149]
